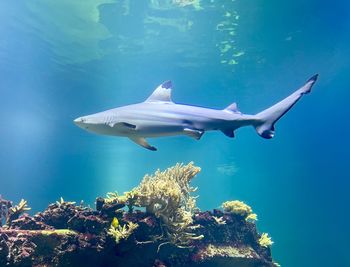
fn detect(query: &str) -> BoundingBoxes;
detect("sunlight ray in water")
[24,0,114,64]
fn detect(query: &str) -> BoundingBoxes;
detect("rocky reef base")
[0,163,278,267]
[0,201,274,267]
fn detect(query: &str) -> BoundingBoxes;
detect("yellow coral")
[213,216,226,225]
[56,197,76,206]
[222,200,257,223]
[258,233,273,248]
[10,199,31,214]
[5,199,31,225]
[105,192,119,204]
[107,222,138,244]
[133,162,201,246]
[105,189,139,212]
[222,200,256,218]
[246,213,258,222]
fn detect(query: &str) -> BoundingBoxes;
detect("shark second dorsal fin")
[145,81,173,103]
[224,102,241,114]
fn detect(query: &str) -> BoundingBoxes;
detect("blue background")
[0,1,349,266]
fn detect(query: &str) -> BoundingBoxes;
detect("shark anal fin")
[221,129,235,138]
[129,137,157,151]
[184,128,204,140]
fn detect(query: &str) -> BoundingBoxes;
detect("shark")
[74,74,318,151]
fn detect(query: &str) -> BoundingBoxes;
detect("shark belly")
[130,119,194,138]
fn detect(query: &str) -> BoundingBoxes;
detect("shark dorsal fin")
[146,81,173,103]
[224,102,241,114]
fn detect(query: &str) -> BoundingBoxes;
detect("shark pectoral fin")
[184,128,204,140]
[121,122,136,129]
[129,137,157,151]
[109,122,137,129]
[221,129,235,138]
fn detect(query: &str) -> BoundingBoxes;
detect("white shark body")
[74,75,318,151]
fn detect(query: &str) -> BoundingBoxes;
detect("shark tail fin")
[254,74,318,139]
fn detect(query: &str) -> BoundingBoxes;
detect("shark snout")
[74,117,83,124]
[73,117,88,129]
[74,117,83,123]
[74,115,102,132]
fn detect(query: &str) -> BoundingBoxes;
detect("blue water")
[1,1,349,266]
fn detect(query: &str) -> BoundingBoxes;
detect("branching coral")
[105,162,203,247]
[213,216,226,225]
[0,197,31,226]
[10,199,30,214]
[220,200,272,249]
[136,162,199,214]
[105,192,119,204]
[107,221,138,244]
[258,233,273,248]
[6,199,31,226]
[104,189,139,212]
[56,197,76,207]
[134,162,202,246]
[222,200,257,222]
[246,213,258,222]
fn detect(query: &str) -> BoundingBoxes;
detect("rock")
[192,244,274,267]
[67,213,108,234]
[0,203,277,267]
[10,214,53,230]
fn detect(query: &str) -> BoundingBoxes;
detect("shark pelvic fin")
[146,81,173,103]
[129,137,157,151]
[184,128,204,140]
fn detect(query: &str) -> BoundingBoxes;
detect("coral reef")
[107,220,138,244]
[102,163,203,247]
[0,197,31,227]
[222,200,258,222]
[259,233,274,248]
[0,163,278,267]
[134,162,202,247]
